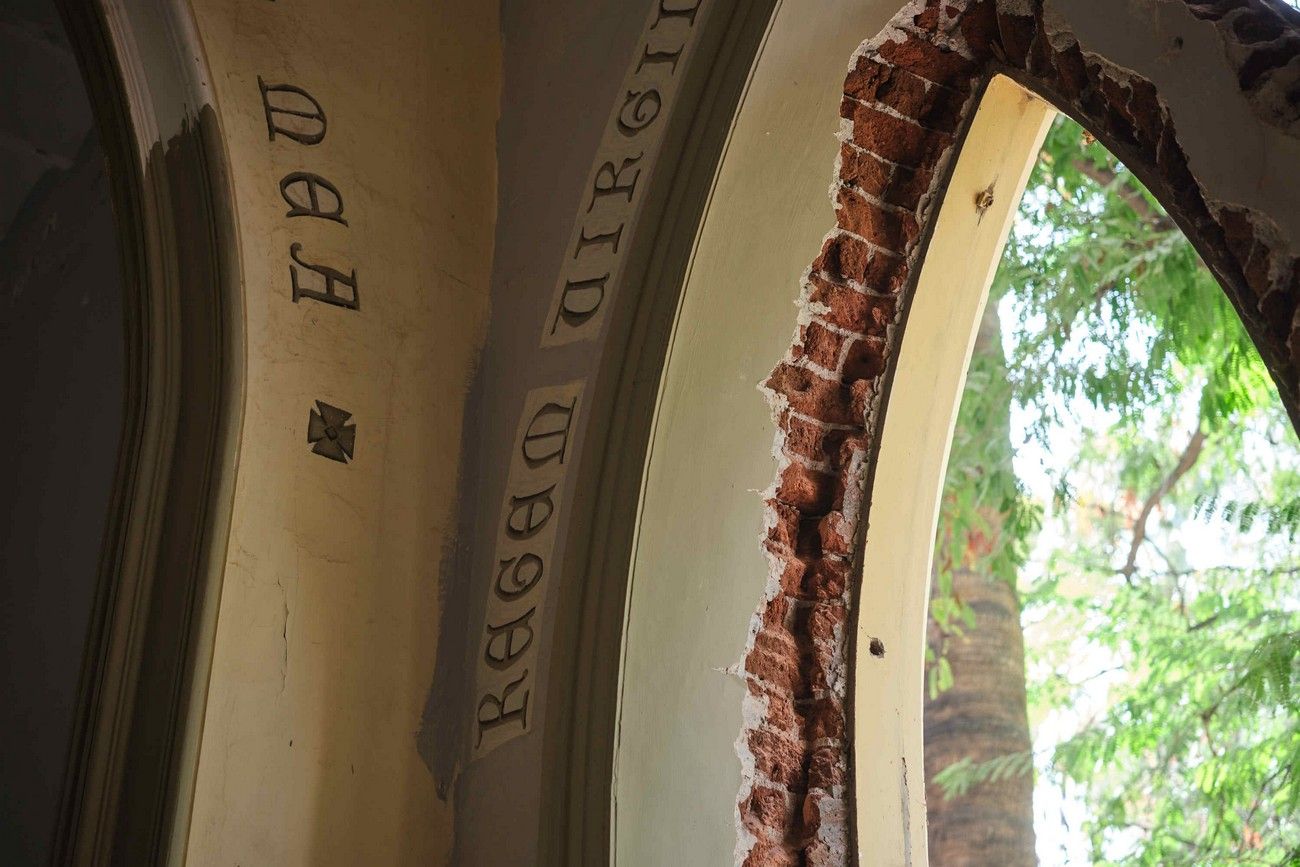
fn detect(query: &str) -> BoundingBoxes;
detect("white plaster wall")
[179,2,499,864]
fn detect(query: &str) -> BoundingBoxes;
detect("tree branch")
[1073,157,1175,232]
[1120,427,1207,580]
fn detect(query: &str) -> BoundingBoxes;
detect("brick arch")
[736,1,1300,864]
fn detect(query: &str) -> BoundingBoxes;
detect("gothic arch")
[736,0,1300,864]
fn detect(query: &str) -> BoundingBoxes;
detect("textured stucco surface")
[181,2,500,864]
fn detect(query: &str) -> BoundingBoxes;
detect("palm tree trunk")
[923,301,1037,865]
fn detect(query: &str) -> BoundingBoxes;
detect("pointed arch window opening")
[921,111,1300,863]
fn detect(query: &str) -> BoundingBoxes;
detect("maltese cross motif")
[307,400,356,463]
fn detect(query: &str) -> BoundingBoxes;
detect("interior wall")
[179,1,500,864]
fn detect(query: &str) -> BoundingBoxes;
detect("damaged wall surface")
[737,0,1300,863]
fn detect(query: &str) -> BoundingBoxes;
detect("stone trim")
[736,1,1300,863]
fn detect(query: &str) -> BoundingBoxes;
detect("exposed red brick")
[817,511,855,556]
[806,600,848,643]
[807,744,847,791]
[959,0,1001,59]
[800,790,844,838]
[800,320,850,371]
[838,143,892,199]
[751,678,801,731]
[749,728,809,789]
[913,86,970,135]
[740,784,803,839]
[1097,73,1140,146]
[849,378,874,422]
[996,10,1036,67]
[839,144,939,215]
[742,842,802,867]
[913,3,942,30]
[762,592,794,630]
[877,38,976,86]
[746,628,804,693]
[1245,244,1274,296]
[1025,5,1055,76]
[778,462,837,512]
[765,499,802,551]
[843,100,954,168]
[766,362,858,425]
[845,56,927,111]
[1219,206,1257,266]
[781,411,848,464]
[803,558,851,601]
[774,557,807,596]
[807,273,896,335]
[803,697,847,742]
[1050,41,1090,101]
[846,58,968,133]
[835,187,920,252]
[813,232,908,292]
[1126,78,1164,150]
[838,431,868,466]
[806,644,842,694]
[842,335,888,382]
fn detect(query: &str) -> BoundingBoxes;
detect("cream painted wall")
[854,77,1053,864]
[179,2,499,865]
[613,1,908,862]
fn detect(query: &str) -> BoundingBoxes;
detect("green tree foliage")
[931,115,1300,863]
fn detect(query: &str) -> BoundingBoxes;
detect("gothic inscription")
[540,0,705,347]
[466,0,715,763]
[259,77,363,461]
[258,78,361,313]
[259,77,327,144]
[473,381,583,756]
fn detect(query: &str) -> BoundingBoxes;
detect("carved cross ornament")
[308,400,356,463]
